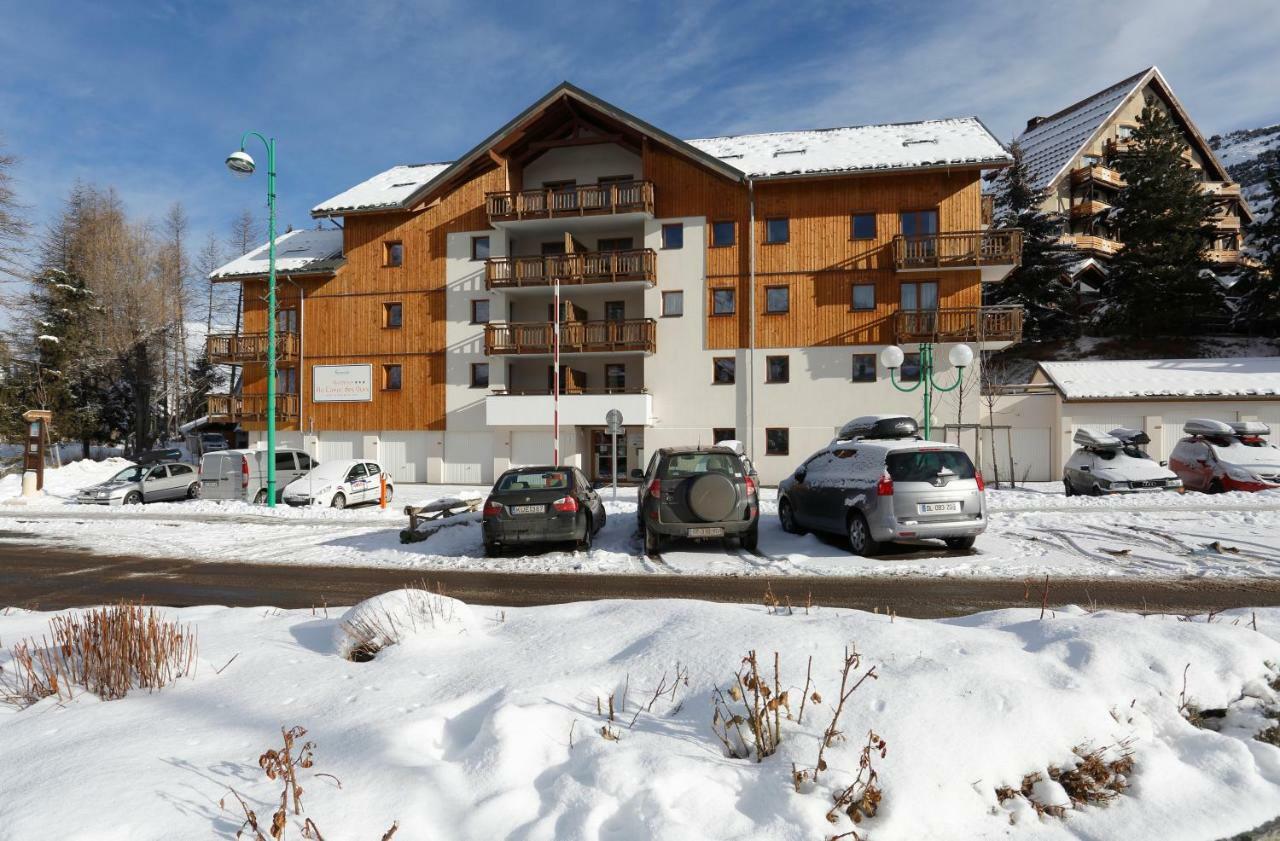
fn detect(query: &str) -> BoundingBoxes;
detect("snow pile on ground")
[0,456,133,501]
[1,598,1278,839]
[334,588,478,659]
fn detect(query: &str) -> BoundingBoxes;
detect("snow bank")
[0,599,1278,839]
[334,588,477,659]
[0,456,133,501]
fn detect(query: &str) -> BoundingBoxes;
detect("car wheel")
[124,490,143,506]
[848,512,881,557]
[944,536,976,551]
[643,525,661,557]
[742,524,760,553]
[383,484,394,505]
[187,482,200,500]
[1063,479,1075,497]
[331,492,347,510]
[1088,484,1103,497]
[778,497,805,534]
[577,515,593,551]
[253,489,268,505]
[1208,479,1224,494]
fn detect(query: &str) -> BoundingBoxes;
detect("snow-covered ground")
[3,461,1279,578]
[1,595,1279,840]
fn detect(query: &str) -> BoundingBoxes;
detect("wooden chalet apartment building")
[208,82,1023,485]
[1015,66,1253,292]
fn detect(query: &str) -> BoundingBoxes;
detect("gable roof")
[1038,357,1280,400]
[688,118,1010,179]
[1015,67,1242,213]
[209,228,344,281]
[312,82,1012,218]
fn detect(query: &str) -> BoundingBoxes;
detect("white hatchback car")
[282,459,393,509]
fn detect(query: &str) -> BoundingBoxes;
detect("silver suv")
[776,415,986,555]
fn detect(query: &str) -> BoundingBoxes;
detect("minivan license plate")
[688,527,724,538]
[512,504,545,515]
[919,501,961,514]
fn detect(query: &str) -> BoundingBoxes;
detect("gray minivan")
[777,415,986,555]
[199,448,316,504]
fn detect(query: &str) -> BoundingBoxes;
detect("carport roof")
[1038,358,1280,400]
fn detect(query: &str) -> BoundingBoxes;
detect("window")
[713,427,736,443]
[900,353,922,382]
[471,236,490,261]
[384,241,404,267]
[712,220,735,247]
[541,240,567,255]
[297,453,314,470]
[1116,124,1135,139]
[766,428,789,456]
[278,367,299,394]
[383,364,403,391]
[383,301,403,328]
[605,300,626,321]
[852,283,876,311]
[712,288,736,315]
[713,357,736,384]
[470,299,490,324]
[277,308,298,334]
[170,464,194,476]
[765,217,789,244]
[900,281,939,311]
[275,451,296,471]
[597,236,634,252]
[347,462,368,482]
[852,353,876,383]
[766,355,789,383]
[605,363,626,390]
[851,213,877,240]
[662,290,683,317]
[765,286,790,314]
[662,223,684,249]
[900,210,938,238]
[470,363,489,389]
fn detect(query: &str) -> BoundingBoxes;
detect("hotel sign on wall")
[313,364,373,402]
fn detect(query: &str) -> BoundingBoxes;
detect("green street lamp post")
[225,133,279,507]
[880,342,974,440]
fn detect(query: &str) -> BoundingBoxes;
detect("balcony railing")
[486,249,657,289]
[207,393,300,423]
[893,229,1022,271]
[894,306,1024,344]
[484,318,657,355]
[1200,181,1242,199]
[1070,200,1112,219]
[486,180,655,222]
[1070,164,1125,190]
[206,332,299,364]
[1062,234,1123,257]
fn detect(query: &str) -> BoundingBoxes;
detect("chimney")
[1026,116,1048,132]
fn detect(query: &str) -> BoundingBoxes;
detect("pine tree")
[985,142,1080,340]
[28,267,105,452]
[185,349,225,422]
[1232,150,1280,332]
[1105,105,1221,337]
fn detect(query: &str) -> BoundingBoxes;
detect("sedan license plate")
[919,501,961,515]
[511,504,545,515]
[687,527,725,538]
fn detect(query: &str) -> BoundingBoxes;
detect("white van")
[199,448,316,504]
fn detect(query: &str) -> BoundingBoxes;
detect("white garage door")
[380,432,428,484]
[1007,427,1054,483]
[511,431,553,469]
[316,433,360,466]
[443,432,492,485]
[1157,411,1215,462]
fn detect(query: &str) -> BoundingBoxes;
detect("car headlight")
[95,491,107,498]
[1168,478,1182,487]
[315,486,332,496]
[1225,466,1259,483]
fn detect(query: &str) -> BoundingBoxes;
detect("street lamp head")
[948,343,975,369]
[225,149,256,177]
[880,345,905,370]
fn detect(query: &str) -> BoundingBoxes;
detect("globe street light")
[880,342,973,440]
[225,132,279,507]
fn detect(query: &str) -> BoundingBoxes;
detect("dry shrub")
[825,731,887,838]
[712,650,790,761]
[340,587,459,662]
[996,741,1136,820]
[0,601,196,708]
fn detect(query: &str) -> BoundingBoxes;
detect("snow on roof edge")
[1038,357,1280,400]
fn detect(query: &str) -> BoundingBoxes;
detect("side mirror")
[630,469,643,480]
[794,467,807,482]
[1079,466,1090,473]
[1160,460,1168,467]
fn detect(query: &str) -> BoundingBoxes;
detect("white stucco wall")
[522,143,642,188]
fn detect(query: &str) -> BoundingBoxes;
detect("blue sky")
[3,0,1279,265]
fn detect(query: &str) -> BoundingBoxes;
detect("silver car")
[777,415,987,555]
[77,462,200,505]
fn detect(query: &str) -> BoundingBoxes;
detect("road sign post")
[605,409,624,501]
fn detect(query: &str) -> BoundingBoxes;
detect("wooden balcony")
[484,319,657,355]
[1200,181,1242,199]
[1063,234,1123,257]
[1070,199,1112,219]
[1071,164,1126,190]
[207,393,300,423]
[893,229,1022,274]
[1211,214,1242,231]
[894,306,1024,344]
[486,180,655,223]
[486,249,657,289]
[206,332,299,365]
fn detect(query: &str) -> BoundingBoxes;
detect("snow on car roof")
[687,117,1010,179]
[311,162,453,215]
[210,228,344,280]
[1040,358,1280,400]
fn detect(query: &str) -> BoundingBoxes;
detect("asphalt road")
[5,533,1280,618]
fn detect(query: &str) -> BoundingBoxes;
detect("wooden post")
[21,409,53,494]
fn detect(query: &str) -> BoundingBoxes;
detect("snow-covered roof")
[210,228,344,280]
[1016,68,1151,192]
[1039,357,1280,401]
[687,118,1010,179]
[311,163,452,216]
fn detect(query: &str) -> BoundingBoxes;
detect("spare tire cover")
[687,473,736,522]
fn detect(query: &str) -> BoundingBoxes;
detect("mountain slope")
[1209,123,1279,220]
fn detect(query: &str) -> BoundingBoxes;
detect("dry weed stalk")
[825,731,887,835]
[814,647,878,783]
[711,650,790,761]
[341,586,458,662]
[0,601,196,708]
[627,662,690,728]
[996,741,1136,819]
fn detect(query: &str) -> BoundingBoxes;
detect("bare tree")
[225,209,260,394]
[0,137,30,288]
